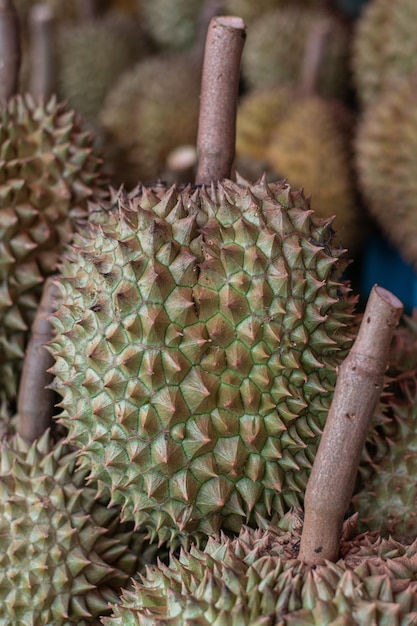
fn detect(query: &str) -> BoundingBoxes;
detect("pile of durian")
[0,0,415,624]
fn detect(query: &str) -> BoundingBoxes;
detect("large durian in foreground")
[49,177,356,547]
[355,75,417,268]
[101,510,417,625]
[0,430,156,625]
[0,94,108,402]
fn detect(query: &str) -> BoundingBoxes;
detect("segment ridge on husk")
[49,176,357,547]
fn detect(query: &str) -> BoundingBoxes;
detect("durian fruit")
[353,317,417,543]
[141,0,202,52]
[0,430,157,624]
[0,93,108,402]
[241,6,352,100]
[49,177,357,548]
[265,97,361,254]
[57,12,148,126]
[101,510,417,625]
[352,0,417,108]
[355,75,417,269]
[100,54,201,187]
[235,86,293,177]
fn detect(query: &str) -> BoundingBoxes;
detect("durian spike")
[28,4,56,100]
[195,15,245,184]
[17,277,59,442]
[0,0,21,100]
[299,285,403,565]
[298,14,331,98]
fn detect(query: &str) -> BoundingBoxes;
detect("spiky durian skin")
[0,94,108,401]
[57,13,148,123]
[265,97,361,255]
[241,6,351,99]
[353,318,417,543]
[102,511,417,625]
[49,178,356,547]
[100,55,200,188]
[352,0,417,108]
[0,431,155,625]
[355,77,417,269]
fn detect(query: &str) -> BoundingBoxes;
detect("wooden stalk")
[195,15,246,184]
[17,278,59,442]
[0,0,21,101]
[298,15,331,98]
[298,285,403,565]
[28,4,56,100]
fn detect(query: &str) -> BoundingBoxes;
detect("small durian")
[57,12,148,125]
[141,0,202,52]
[235,86,293,168]
[241,6,351,100]
[48,177,357,548]
[0,430,156,625]
[0,93,108,402]
[355,75,417,268]
[352,0,417,107]
[265,97,361,254]
[100,54,201,187]
[101,510,417,625]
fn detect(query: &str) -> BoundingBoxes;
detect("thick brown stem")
[195,15,246,184]
[298,15,330,98]
[17,278,59,442]
[0,0,21,100]
[298,285,403,565]
[28,4,56,100]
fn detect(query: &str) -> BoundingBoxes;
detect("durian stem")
[298,285,403,565]
[298,15,330,98]
[0,0,21,100]
[28,5,56,100]
[195,15,246,184]
[17,278,59,442]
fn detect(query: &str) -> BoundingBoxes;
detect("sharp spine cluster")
[49,176,356,547]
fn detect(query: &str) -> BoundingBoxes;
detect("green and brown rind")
[49,177,356,547]
[0,430,154,625]
[102,510,417,625]
[0,93,108,401]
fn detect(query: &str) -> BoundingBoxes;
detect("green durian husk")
[49,177,357,548]
[0,430,158,625]
[0,93,109,402]
[100,54,201,188]
[102,510,417,625]
[355,75,417,269]
[352,0,417,108]
[353,316,417,544]
[241,6,351,99]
